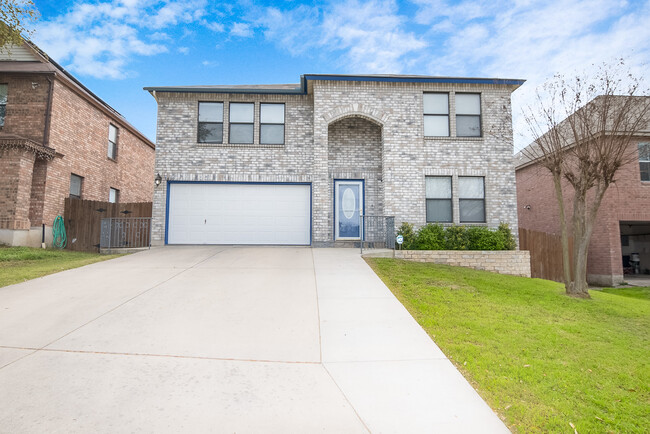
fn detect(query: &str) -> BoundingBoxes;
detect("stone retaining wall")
[394,250,531,277]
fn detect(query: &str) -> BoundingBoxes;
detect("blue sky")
[31,0,650,150]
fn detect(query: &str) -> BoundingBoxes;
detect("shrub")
[396,222,417,249]
[498,223,517,250]
[444,225,469,250]
[397,222,516,251]
[414,224,445,250]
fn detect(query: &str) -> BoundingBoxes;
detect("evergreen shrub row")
[396,222,516,250]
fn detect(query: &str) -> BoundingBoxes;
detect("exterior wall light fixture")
[155,173,162,187]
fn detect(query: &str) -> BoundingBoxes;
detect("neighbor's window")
[0,84,8,127]
[459,176,485,222]
[423,93,449,136]
[108,124,118,160]
[109,187,119,203]
[425,176,452,223]
[456,93,481,137]
[639,142,650,181]
[229,102,254,144]
[70,174,83,199]
[198,102,223,143]
[260,103,285,144]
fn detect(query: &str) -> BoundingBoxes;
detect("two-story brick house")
[516,97,650,285]
[0,40,155,247]
[145,74,524,246]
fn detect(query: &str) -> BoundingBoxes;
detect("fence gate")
[360,216,396,253]
[100,217,152,250]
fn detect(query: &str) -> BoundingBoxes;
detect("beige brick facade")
[149,75,522,246]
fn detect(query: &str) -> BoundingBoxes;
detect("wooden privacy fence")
[63,198,152,251]
[519,228,573,282]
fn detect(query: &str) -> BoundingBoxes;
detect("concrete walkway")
[0,246,508,433]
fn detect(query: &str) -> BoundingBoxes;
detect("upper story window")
[109,187,120,203]
[456,93,482,137]
[425,176,452,223]
[423,93,449,137]
[0,84,7,127]
[70,173,83,199]
[198,102,223,143]
[640,142,650,181]
[229,102,254,144]
[260,103,285,144]
[459,176,485,222]
[108,124,118,160]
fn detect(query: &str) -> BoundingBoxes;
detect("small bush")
[396,222,417,249]
[414,224,445,250]
[444,225,469,250]
[498,223,517,250]
[398,222,516,251]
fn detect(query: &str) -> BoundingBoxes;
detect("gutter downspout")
[43,75,54,147]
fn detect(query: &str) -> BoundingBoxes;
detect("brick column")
[0,148,36,230]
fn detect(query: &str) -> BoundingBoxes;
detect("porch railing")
[359,215,396,253]
[100,217,152,250]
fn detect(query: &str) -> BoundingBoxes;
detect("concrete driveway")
[0,246,508,433]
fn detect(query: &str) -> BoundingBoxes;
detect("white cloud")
[178,46,189,54]
[254,0,426,73]
[204,21,225,32]
[33,0,207,79]
[231,22,253,37]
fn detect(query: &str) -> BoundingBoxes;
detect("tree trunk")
[569,189,590,297]
[552,172,572,291]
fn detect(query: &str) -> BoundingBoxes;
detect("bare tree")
[0,0,39,48]
[522,61,650,297]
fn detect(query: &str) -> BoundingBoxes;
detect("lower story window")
[459,176,485,223]
[109,187,120,203]
[425,176,452,223]
[70,173,83,199]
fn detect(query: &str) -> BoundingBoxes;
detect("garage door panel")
[168,183,310,245]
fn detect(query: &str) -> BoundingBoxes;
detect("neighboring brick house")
[0,40,155,247]
[145,74,524,246]
[516,96,650,285]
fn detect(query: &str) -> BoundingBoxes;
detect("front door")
[335,180,363,240]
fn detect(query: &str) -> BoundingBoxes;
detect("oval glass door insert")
[342,187,356,219]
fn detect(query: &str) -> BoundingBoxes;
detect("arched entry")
[328,115,383,241]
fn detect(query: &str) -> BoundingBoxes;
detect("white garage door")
[167,183,311,245]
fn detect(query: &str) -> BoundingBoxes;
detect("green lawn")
[0,246,121,287]
[365,258,650,433]
[600,286,650,300]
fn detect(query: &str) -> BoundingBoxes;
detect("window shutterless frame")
[259,103,285,145]
[70,173,83,199]
[639,142,650,181]
[109,187,120,203]
[423,93,450,137]
[197,101,224,144]
[455,93,482,137]
[0,84,7,127]
[228,102,254,144]
[425,176,453,223]
[108,124,118,160]
[458,176,486,223]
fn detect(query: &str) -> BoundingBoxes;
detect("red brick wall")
[29,158,47,224]
[0,73,51,142]
[41,79,155,225]
[0,148,36,230]
[516,139,650,279]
